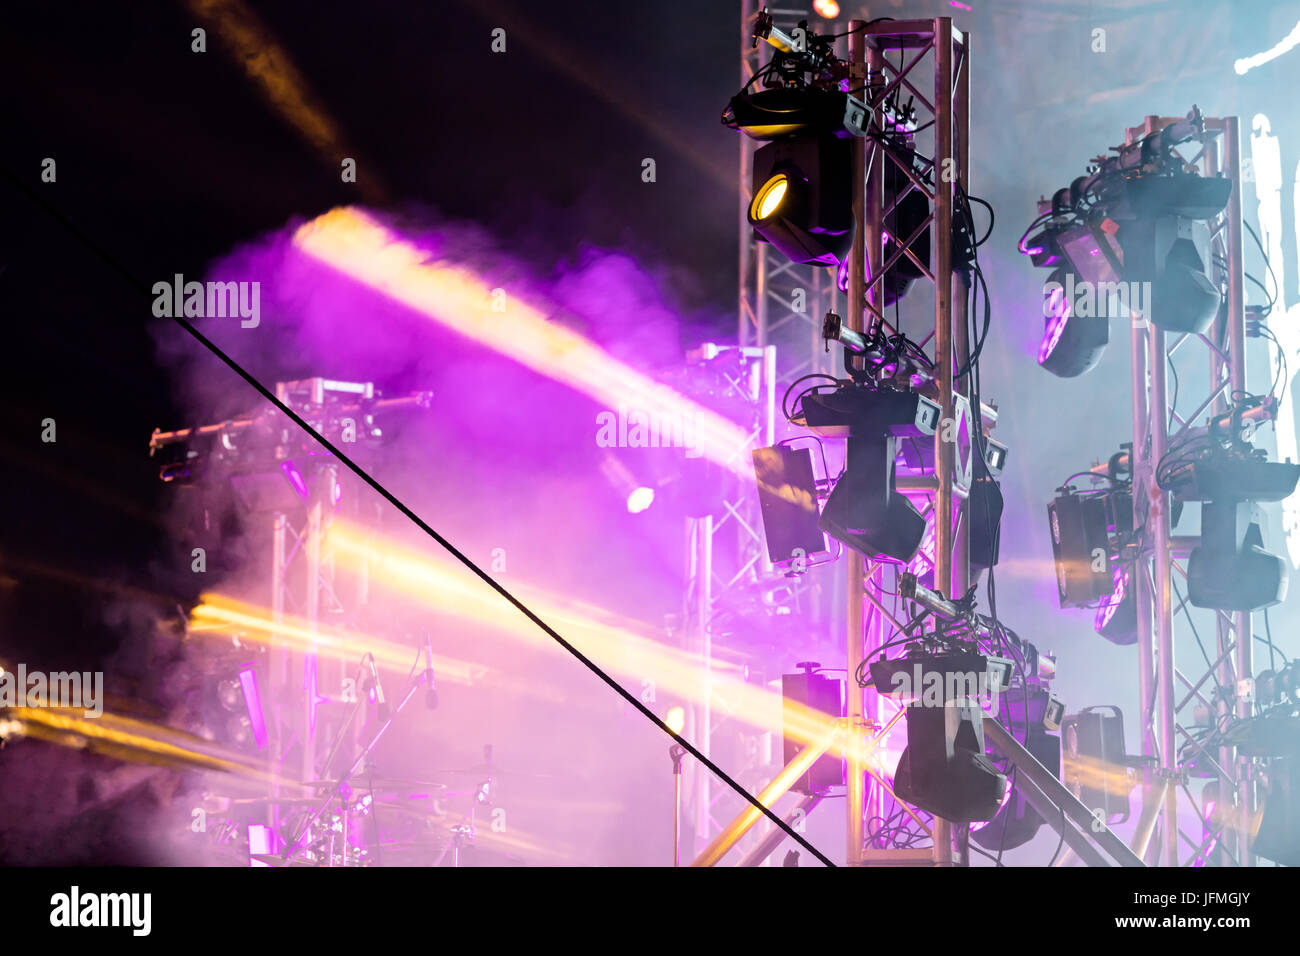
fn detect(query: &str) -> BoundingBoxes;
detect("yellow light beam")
[190,594,487,686]
[292,207,756,479]
[325,520,857,756]
[691,723,841,867]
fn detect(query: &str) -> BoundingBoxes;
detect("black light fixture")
[752,443,828,567]
[969,457,1004,571]
[1187,502,1289,611]
[892,700,1008,824]
[871,650,1010,823]
[803,387,940,563]
[749,132,856,267]
[727,76,866,269]
[1117,215,1224,334]
[1038,267,1108,378]
[1251,760,1300,867]
[1047,489,1114,608]
[782,662,844,795]
[1062,705,1133,825]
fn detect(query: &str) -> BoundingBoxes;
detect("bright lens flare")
[752,175,788,220]
[626,486,655,513]
[665,706,686,734]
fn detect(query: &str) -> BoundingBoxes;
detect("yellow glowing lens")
[752,175,788,220]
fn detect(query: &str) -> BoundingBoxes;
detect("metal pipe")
[952,25,971,602]
[1224,116,1255,866]
[1150,322,1178,867]
[844,18,870,868]
[693,516,714,853]
[931,15,955,867]
[1130,779,1169,862]
[983,717,1146,867]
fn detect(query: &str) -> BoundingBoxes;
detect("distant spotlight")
[813,0,840,18]
[627,486,656,514]
[665,706,686,735]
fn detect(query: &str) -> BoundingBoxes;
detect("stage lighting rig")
[723,12,866,266]
[1156,396,1298,611]
[725,10,948,280]
[1020,106,1234,354]
[150,379,434,484]
[862,581,1019,824]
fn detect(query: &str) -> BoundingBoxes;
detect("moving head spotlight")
[802,386,940,562]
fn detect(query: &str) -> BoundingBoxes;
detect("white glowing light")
[1250,115,1300,568]
[1234,20,1300,75]
[626,486,655,514]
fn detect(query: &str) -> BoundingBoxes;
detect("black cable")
[1046,803,1068,866]
[1168,351,1180,430]
[1262,608,1288,667]
[827,17,894,39]
[1244,220,1280,312]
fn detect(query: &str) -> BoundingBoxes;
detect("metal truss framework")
[1124,116,1261,868]
[843,15,976,868]
[682,342,780,857]
[677,0,848,860]
[707,10,982,867]
[720,10,1166,869]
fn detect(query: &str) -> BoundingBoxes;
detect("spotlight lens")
[216,678,244,711]
[1039,286,1069,363]
[813,0,840,17]
[627,486,655,513]
[752,175,789,220]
